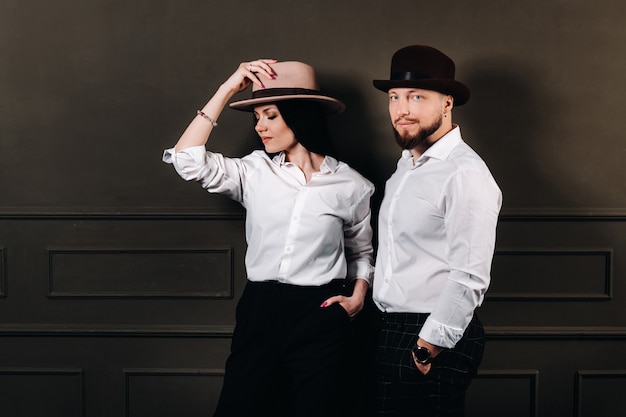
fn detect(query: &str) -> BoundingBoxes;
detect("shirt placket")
[276,185,308,281]
[379,169,413,305]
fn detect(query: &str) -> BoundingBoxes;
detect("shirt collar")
[424,125,463,161]
[320,155,339,174]
[272,152,339,174]
[401,125,463,164]
[273,152,287,165]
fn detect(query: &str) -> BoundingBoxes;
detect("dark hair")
[273,100,337,158]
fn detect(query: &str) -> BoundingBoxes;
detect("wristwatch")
[411,344,433,365]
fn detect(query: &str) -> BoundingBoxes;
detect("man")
[371,45,502,416]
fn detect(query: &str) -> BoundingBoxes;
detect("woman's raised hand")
[173,59,277,152]
[223,59,278,94]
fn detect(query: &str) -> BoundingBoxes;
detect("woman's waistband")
[247,278,348,290]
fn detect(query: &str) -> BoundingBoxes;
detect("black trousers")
[213,280,351,417]
[375,312,484,417]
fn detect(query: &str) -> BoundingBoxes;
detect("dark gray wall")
[1,1,625,416]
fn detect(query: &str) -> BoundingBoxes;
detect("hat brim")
[372,79,470,106]
[229,95,345,114]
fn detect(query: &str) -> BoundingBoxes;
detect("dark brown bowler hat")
[373,45,470,106]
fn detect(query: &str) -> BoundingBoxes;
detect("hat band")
[251,87,322,99]
[390,71,431,81]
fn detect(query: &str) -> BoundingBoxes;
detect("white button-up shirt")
[163,146,375,286]
[373,127,502,348]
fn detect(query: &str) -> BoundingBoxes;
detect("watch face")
[412,345,432,364]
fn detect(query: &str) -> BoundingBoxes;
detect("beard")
[392,114,443,150]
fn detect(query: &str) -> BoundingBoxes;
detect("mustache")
[393,117,418,124]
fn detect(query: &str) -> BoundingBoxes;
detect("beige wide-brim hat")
[229,61,345,114]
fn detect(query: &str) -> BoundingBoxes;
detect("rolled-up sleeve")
[344,182,375,285]
[163,146,244,202]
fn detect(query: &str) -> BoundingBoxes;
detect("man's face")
[388,88,447,151]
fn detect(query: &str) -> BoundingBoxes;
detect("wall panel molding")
[499,211,626,221]
[47,246,234,299]
[575,370,626,417]
[0,366,85,375]
[486,326,626,340]
[124,368,225,417]
[0,247,6,298]
[467,369,539,417]
[1,210,626,220]
[0,211,246,220]
[488,248,612,301]
[0,367,85,417]
[0,323,235,337]
[2,324,626,339]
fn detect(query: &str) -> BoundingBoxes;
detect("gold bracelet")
[196,110,217,127]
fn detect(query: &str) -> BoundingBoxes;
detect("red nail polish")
[320,302,327,307]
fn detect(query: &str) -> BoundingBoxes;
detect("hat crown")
[252,61,320,92]
[230,61,344,113]
[372,44,470,106]
[390,45,456,81]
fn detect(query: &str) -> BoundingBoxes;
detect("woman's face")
[253,104,298,154]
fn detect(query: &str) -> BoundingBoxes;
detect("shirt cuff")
[348,261,374,285]
[162,147,175,164]
[419,317,465,349]
[163,145,207,162]
[162,145,213,181]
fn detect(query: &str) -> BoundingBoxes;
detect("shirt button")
[285,246,293,253]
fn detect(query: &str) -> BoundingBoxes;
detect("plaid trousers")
[375,312,484,417]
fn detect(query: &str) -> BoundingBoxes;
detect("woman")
[163,59,374,417]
